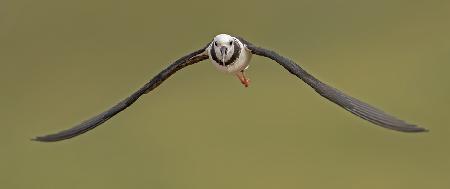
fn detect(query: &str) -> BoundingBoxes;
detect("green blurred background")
[1,0,449,188]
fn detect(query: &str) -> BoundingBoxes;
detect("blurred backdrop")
[1,0,449,188]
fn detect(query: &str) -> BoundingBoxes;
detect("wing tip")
[31,136,55,142]
[393,125,429,133]
[410,127,429,133]
[31,134,69,142]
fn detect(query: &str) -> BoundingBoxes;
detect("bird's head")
[211,34,237,64]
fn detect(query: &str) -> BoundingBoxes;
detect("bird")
[33,34,427,142]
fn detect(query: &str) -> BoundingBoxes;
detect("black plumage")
[34,36,426,142]
[33,46,209,142]
[210,39,241,66]
[239,37,426,132]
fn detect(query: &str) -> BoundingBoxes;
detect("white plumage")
[207,34,252,74]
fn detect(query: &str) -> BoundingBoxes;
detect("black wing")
[240,38,427,132]
[34,46,209,142]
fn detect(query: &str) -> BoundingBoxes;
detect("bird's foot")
[236,72,250,88]
[241,78,250,87]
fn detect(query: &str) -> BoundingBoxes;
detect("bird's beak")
[220,46,227,56]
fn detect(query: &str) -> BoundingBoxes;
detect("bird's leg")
[236,71,250,87]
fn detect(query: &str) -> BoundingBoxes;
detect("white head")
[210,34,238,66]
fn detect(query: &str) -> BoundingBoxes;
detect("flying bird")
[34,34,427,142]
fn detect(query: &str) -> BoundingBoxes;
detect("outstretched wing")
[240,38,426,132]
[34,46,209,142]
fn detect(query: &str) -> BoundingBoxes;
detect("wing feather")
[240,38,426,132]
[33,46,209,142]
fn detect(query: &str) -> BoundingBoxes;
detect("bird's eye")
[229,41,233,46]
[214,41,218,47]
